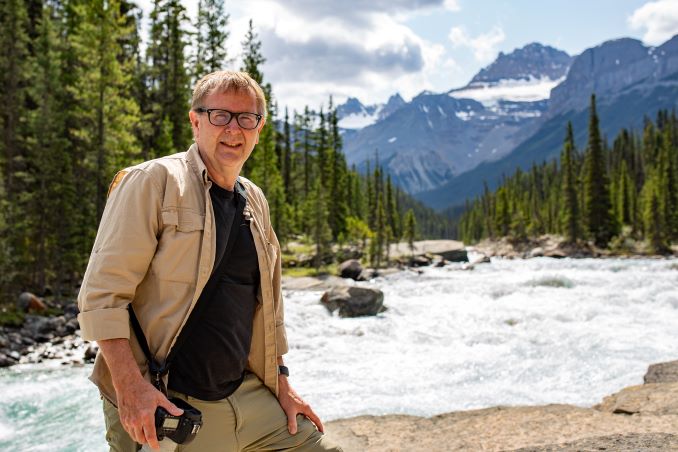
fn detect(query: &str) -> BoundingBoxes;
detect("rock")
[529,247,545,258]
[0,334,8,348]
[281,275,347,291]
[390,240,468,262]
[17,292,47,313]
[63,303,79,319]
[23,315,56,336]
[84,343,98,362]
[320,286,385,317]
[543,249,567,258]
[339,260,364,281]
[644,360,678,384]
[433,258,446,267]
[441,249,469,262]
[594,382,678,415]
[0,352,16,367]
[410,255,431,267]
[65,318,80,334]
[514,433,678,451]
[470,255,491,265]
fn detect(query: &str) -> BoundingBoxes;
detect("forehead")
[203,87,257,111]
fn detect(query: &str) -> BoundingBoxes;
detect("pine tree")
[560,122,580,242]
[305,179,332,272]
[582,94,616,246]
[370,197,387,269]
[0,0,33,300]
[194,0,230,81]
[404,209,417,259]
[27,3,79,296]
[642,169,670,253]
[142,0,191,158]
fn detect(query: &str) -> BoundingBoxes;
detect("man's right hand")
[98,338,183,450]
[116,375,183,449]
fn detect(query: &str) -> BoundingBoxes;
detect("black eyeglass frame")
[194,107,263,130]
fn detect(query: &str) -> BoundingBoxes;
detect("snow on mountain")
[337,94,405,129]
[449,75,565,108]
[338,110,382,129]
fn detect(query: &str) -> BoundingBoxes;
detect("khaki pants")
[102,373,342,452]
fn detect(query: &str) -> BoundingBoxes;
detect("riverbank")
[324,361,678,451]
[471,234,678,260]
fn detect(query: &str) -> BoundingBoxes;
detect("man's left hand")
[277,374,324,435]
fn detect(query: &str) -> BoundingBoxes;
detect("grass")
[282,263,338,278]
[0,304,25,327]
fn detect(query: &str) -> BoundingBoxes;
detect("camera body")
[155,397,203,445]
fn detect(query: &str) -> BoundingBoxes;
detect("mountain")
[470,43,572,83]
[336,93,406,129]
[341,43,571,193]
[416,35,678,210]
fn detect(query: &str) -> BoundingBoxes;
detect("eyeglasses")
[194,108,262,130]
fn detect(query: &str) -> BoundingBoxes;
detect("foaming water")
[0,363,106,451]
[1,257,677,449]
[283,257,678,420]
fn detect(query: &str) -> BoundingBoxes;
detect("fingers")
[286,410,298,435]
[142,415,160,450]
[305,408,324,433]
[159,397,184,417]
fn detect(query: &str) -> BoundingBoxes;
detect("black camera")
[155,397,203,445]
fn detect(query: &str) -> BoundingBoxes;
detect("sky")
[138,0,678,112]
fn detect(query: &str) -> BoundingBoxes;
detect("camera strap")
[129,187,246,395]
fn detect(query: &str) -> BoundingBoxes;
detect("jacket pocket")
[162,209,204,232]
[154,208,205,283]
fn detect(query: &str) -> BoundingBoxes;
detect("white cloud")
[628,0,678,45]
[448,25,506,62]
[228,0,457,111]
[443,0,461,11]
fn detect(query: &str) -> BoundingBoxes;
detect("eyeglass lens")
[208,110,260,129]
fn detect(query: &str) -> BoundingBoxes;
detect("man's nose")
[224,118,241,131]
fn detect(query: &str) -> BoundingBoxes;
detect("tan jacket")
[77,144,288,405]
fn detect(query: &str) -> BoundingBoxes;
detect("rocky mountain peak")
[470,42,572,84]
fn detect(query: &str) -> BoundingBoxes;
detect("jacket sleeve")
[270,224,289,355]
[77,168,162,341]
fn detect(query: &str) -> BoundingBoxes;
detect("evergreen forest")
[0,0,451,304]
[459,95,678,254]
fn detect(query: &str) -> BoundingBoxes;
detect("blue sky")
[139,0,678,111]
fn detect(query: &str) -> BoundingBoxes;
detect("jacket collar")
[186,142,248,201]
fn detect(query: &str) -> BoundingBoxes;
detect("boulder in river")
[339,259,364,281]
[320,286,385,317]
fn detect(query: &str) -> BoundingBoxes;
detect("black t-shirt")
[168,181,260,401]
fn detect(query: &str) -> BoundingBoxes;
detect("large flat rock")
[389,240,466,261]
[325,400,678,451]
[281,275,348,291]
[512,433,678,451]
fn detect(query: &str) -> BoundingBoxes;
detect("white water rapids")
[1,257,677,451]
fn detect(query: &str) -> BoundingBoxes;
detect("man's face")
[189,88,265,178]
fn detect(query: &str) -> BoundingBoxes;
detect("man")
[78,71,341,452]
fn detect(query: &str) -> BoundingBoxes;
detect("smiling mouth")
[221,141,243,149]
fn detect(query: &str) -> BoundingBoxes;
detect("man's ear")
[189,110,200,139]
[255,117,266,145]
